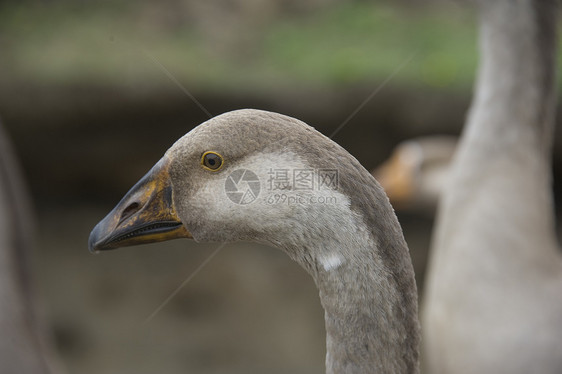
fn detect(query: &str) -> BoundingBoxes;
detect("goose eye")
[201,151,223,171]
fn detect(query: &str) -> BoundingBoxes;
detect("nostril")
[120,202,141,222]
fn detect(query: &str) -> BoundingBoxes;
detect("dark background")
[1,1,561,373]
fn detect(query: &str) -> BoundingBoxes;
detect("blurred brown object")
[0,119,62,374]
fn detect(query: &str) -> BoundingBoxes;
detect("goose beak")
[88,157,192,253]
[372,151,414,206]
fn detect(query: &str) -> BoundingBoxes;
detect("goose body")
[90,109,420,373]
[422,1,562,373]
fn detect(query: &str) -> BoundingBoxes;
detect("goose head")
[89,109,399,273]
[88,109,419,372]
[373,136,457,213]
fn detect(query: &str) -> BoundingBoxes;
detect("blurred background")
[0,0,561,373]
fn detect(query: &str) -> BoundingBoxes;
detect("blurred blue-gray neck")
[437,0,559,263]
[467,0,557,155]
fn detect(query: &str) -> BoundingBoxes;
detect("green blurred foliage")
[0,1,483,92]
[263,2,478,89]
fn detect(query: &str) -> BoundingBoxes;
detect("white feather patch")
[322,253,344,271]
